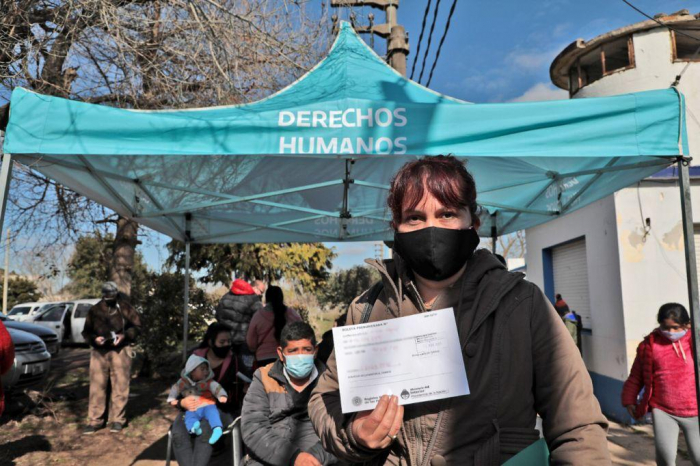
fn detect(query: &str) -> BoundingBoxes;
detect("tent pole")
[182,213,192,364]
[677,158,700,428]
[182,240,191,364]
[490,212,497,254]
[0,133,13,242]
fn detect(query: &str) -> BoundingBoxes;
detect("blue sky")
[396,0,699,103]
[8,0,700,274]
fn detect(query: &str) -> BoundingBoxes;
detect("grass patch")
[19,421,37,431]
[130,414,154,428]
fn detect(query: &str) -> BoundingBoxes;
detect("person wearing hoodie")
[168,354,228,445]
[216,278,264,350]
[309,155,610,465]
[171,323,248,466]
[622,303,700,465]
[0,319,14,417]
[241,321,337,466]
[554,293,570,317]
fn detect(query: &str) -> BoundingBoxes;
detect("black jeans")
[171,410,234,466]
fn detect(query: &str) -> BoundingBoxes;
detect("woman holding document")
[309,155,610,465]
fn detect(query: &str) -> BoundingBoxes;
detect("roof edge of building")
[550,10,700,90]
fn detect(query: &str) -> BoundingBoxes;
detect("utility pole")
[331,0,409,76]
[3,229,9,314]
[374,242,385,261]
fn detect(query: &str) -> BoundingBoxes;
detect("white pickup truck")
[30,299,100,345]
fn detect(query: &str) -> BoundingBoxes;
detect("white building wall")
[574,28,700,160]
[568,24,700,386]
[526,196,625,379]
[615,181,700,372]
[525,23,700,420]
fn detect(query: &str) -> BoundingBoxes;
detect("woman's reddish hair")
[387,155,479,229]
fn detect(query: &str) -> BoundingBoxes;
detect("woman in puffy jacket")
[622,303,700,465]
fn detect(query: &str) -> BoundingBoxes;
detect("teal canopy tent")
[1,22,689,244]
[1,22,696,369]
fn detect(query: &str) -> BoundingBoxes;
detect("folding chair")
[165,416,243,466]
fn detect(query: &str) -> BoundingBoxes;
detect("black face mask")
[394,227,480,281]
[211,345,231,358]
[105,297,117,307]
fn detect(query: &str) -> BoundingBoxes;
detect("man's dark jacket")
[82,298,141,350]
[242,359,336,466]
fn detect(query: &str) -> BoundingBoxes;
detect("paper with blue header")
[333,309,469,414]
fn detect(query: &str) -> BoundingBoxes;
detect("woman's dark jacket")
[309,250,610,465]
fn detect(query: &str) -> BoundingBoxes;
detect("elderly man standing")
[82,281,141,434]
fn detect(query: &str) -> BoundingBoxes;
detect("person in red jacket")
[622,303,700,465]
[0,320,15,417]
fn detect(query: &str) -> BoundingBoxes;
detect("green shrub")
[136,272,213,376]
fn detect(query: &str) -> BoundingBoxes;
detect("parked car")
[31,299,99,345]
[65,299,99,344]
[6,302,45,322]
[1,328,51,392]
[0,314,60,356]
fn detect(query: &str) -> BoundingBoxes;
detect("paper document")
[333,308,469,413]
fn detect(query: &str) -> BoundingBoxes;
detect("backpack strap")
[359,281,385,324]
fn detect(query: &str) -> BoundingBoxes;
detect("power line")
[619,0,700,85]
[425,0,458,87]
[418,0,442,84]
[410,0,433,80]
[619,0,700,43]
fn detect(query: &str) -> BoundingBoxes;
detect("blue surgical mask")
[284,354,315,379]
[661,329,687,341]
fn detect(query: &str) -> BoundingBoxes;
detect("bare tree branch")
[1,0,331,276]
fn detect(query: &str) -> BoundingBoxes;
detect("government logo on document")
[352,396,363,407]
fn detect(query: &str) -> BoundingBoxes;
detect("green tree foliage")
[1,275,43,309]
[64,233,149,302]
[319,265,381,309]
[298,307,310,324]
[167,242,336,292]
[137,272,213,375]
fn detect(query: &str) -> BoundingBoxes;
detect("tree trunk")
[110,217,140,299]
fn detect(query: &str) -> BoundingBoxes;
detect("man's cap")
[101,281,119,297]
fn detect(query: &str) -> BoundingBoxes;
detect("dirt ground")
[0,347,695,465]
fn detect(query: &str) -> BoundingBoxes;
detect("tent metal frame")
[0,16,695,425]
[2,135,699,416]
[16,153,678,243]
[678,158,700,416]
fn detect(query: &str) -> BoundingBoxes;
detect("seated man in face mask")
[241,321,337,466]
